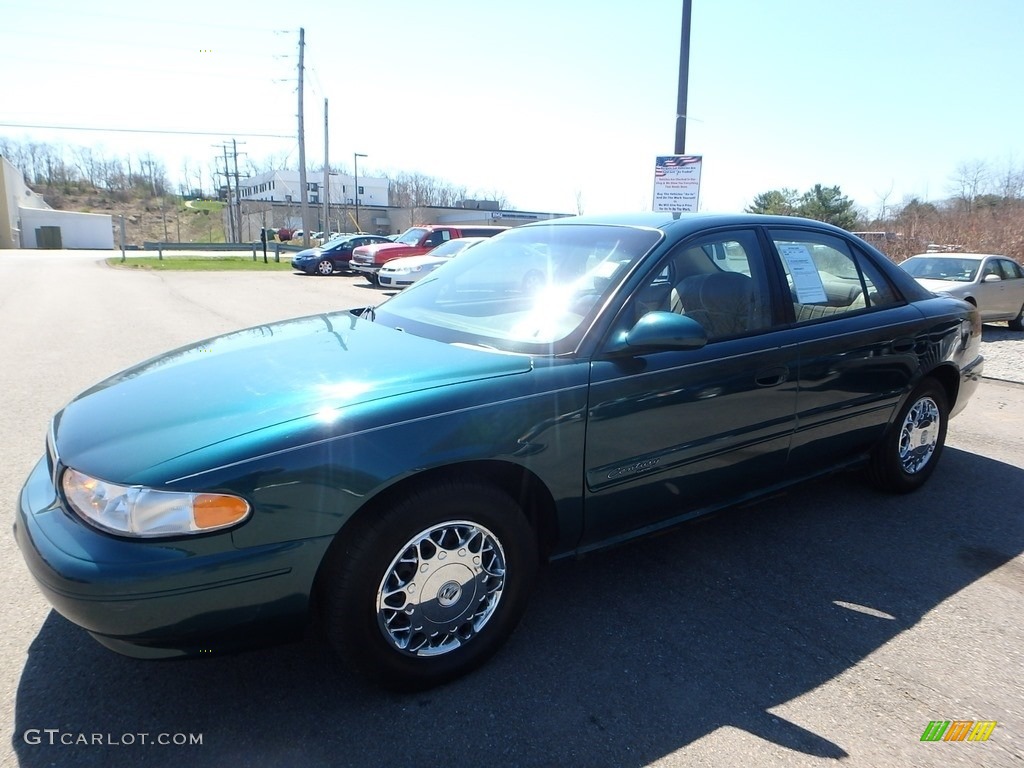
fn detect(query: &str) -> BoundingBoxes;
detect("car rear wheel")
[1009,302,1023,331]
[316,259,334,276]
[320,480,537,690]
[868,379,948,494]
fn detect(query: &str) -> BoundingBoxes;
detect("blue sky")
[2,0,1021,216]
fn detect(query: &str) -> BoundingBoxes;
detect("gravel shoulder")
[978,323,1024,383]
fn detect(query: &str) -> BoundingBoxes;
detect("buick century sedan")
[15,213,983,690]
[899,252,1024,330]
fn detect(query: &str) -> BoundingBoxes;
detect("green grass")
[108,256,295,271]
[184,200,227,213]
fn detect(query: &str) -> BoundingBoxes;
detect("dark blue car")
[291,233,392,275]
[15,213,983,690]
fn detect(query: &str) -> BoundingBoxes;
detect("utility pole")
[221,144,235,241]
[297,27,310,247]
[674,0,693,154]
[322,98,330,235]
[232,139,244,241]
[354,152,367,232]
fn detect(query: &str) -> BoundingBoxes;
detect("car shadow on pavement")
[12,448,1024,768]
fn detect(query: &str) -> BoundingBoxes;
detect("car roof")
[525,211,857,238]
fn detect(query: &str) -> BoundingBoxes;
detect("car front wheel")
[316,259,335,276]
[320,480,538,690]
[869,379,948,493]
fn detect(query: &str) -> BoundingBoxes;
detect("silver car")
[377,237,488,289]
[900,253,1024,330]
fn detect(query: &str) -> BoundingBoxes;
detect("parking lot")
[1,250,1022,768]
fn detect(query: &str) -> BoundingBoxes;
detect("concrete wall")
[19,208,114,249]
[2,157,44,248]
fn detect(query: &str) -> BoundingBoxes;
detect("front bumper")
[14,456,327,657]
[378,273,417,288]
[350,260,380,277]
[951,353,984,419]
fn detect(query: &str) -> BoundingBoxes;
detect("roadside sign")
[653,155,702,213]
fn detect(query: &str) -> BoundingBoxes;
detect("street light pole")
[353,152,367,232]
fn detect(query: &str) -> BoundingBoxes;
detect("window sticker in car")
[778,243,829,303]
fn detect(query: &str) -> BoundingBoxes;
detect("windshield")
[428,238,482,258]
[372,224,662,355]
[395,227,428,246]
[901,256,980,282]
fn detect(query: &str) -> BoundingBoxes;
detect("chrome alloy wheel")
[898,395,941,474]
[376,521,506,657]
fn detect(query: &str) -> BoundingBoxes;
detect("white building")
[1,156,113,249]
[237,170,389,209]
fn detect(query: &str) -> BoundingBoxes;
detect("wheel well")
[925,364,960,411]
[964,296,977,307]
[313,461,559,595]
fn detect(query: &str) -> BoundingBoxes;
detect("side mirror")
[983,273,1002,283]
[624,311,708,350]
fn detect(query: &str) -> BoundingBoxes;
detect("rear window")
[460,227,507,238]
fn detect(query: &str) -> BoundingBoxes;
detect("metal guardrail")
[137,241,322,262]
[139,241,288,262]
[142,241,256,256]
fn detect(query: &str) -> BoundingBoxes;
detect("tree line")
[0,137,505,210]
[748,159,1024,262]
[3,136,1021,260]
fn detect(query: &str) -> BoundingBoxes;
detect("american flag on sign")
[656,155,701,171]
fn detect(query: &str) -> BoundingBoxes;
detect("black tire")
[1009,303,1024,331]
[316,259,335,276]
[868,379,948,494]
[363,273,379,286]
[320,480,538,691]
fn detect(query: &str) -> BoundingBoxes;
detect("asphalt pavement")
[0,250,1021,768]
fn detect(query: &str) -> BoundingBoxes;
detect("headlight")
[61,467,250,537]
[389,264,421,275]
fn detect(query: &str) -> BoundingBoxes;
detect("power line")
[0,122,292,139]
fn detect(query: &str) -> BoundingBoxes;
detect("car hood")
[292,247,323,259]
[354,243,406,257]
[381,255,447,271]
[52,311,532,484]
[913,278,968,295]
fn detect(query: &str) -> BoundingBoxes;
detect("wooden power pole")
[297,27,310,247]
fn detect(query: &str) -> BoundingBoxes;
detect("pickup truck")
[351,224,507,284]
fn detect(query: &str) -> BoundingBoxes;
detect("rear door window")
[769,229,898,322]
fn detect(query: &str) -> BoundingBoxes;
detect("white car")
[899,253,1024,330]
[377,237,487,289]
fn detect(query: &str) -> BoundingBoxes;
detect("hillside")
[42,185,228,245]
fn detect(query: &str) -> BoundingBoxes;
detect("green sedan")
[15,213,984,690]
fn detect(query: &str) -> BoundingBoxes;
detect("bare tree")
[873,181,894,224]
[995,158,1024,202]
[75,146,102,189]
[949,160,990,214]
